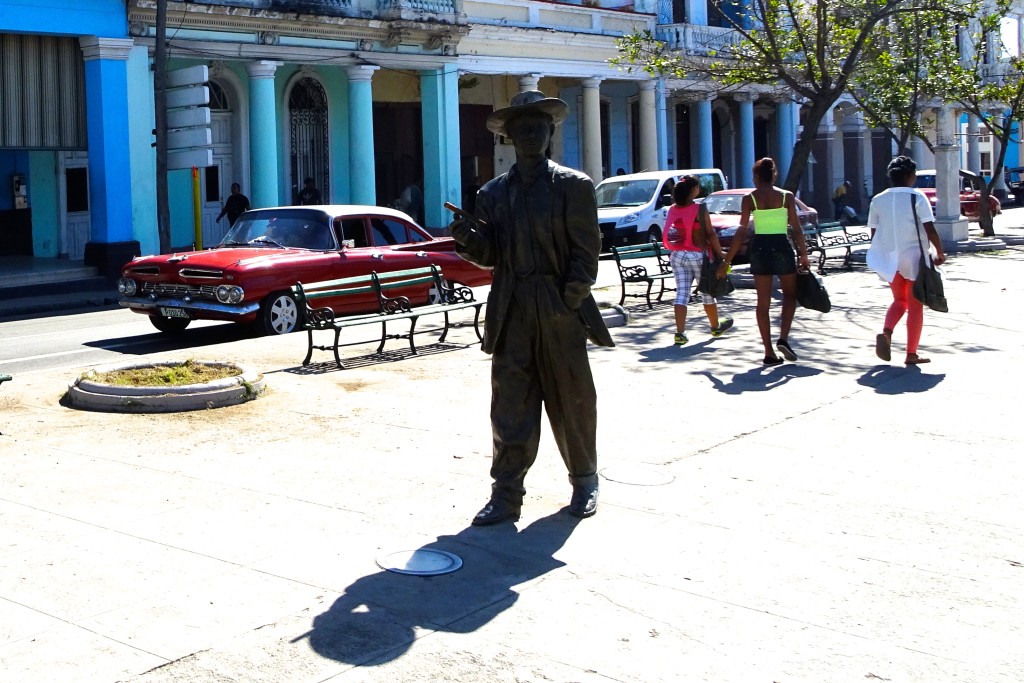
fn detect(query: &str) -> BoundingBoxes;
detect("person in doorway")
[866,155,947,365]
[297,177,322,205]
[719,157,811,365]
[663,175,733,345]
[215,183,250,227]
[448,90,614,526]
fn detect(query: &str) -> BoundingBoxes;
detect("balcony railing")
[656,23,741,56]
[464,0,653,36]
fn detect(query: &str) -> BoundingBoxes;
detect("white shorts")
[670,250,716,306]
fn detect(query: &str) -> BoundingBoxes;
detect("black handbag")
[697,254,735,298]
[909,194,948,313]
[795,271,831,312]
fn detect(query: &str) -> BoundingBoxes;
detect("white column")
[638,80,658,172]
[581,77,604,183]
[934,105,969,245]
[967,114,981,173]
[518,73,541,93]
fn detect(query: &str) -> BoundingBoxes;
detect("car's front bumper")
[120,296,261,320]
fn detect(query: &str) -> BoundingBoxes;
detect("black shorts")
[749,234,796,276]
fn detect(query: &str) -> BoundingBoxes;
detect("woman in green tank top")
[719,157,811,365]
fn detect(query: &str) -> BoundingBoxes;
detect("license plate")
[158,307,190,319]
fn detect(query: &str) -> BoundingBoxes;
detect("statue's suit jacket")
[452,159,614,354]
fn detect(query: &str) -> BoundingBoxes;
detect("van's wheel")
[149,315,191,334]
[647,226,662,242]
[427,277,451,304]
[259,291,300,335]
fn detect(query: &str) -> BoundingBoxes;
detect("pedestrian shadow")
[299,512,579,666]
[699,363,822,394]
[637,339,715,363]
[857,365,945,394]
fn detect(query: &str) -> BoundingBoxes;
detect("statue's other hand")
[448,217,476,244]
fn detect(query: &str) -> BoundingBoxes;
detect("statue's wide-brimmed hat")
[486,90,569,136]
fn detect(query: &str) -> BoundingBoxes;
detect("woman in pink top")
[663,175,733,345]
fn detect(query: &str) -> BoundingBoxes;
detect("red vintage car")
[702,189,820,263]
[117,205,492,335]
[914,169,1001,219]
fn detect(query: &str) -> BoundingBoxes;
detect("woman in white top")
[866,156,947,365]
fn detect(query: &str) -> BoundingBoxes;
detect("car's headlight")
[117,278,137,296]
[618,212,640,226]
[215,285,245,304]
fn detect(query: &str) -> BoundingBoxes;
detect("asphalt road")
[0,310,248,376]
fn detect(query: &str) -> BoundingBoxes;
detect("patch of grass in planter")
[92,359,241,387]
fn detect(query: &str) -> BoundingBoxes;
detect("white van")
[595,169,727,251]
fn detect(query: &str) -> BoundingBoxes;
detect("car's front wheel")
[647,226,662,242]
[259,291,300,335]
[149,315,191,334]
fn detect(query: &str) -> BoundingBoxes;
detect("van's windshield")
[595,179,660,208]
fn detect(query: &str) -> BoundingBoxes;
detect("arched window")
[209,80,230,111]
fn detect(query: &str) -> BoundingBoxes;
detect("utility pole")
[154,0,170,254]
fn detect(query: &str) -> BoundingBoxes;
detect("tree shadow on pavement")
[857,365,945,394]
[299,512,579,666]
[699,363,822,394]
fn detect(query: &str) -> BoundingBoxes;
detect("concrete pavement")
[1,221,1023,682]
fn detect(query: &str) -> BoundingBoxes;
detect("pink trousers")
[884,273,923,355]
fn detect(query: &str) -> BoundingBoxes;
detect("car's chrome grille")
[179,268,224,278]
[141,283,217,299]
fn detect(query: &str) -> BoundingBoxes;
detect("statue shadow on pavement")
[857,365,945,394]
[699,364,822,394]
[299,512,579,665]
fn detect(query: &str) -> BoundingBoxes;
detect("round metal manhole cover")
[376,549,463,576]
[600,465,675,486]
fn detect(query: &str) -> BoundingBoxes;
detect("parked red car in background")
[117,206,492,335]
[914,169,1002,219]
[703,189,820,263]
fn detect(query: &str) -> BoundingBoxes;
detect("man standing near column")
[448,90,614,526]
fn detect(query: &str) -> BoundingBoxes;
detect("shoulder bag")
[909,194,948,313]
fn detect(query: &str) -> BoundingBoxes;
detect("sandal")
[776,339,797,361]
[763,356,784,366]
[905,354,931,365]
[875,333,891,362]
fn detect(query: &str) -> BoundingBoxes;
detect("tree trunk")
[781,99,831,194]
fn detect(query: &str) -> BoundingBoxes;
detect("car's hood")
[123,247,333,273]
[597,206,650,220]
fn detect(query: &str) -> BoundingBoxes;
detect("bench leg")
[644,280,655,309]
[303,329,315,366]
[618,281,627,306]
[333,328,343,368]
[472,304,484,342]
[407,316,420,354]
[438,311,451,343]
[376,321,388,354]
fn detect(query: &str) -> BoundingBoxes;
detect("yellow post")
[192,166,203,250]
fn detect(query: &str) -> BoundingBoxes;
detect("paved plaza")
[1,221,1022,682]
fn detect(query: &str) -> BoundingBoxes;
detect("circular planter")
[64,360,265,413]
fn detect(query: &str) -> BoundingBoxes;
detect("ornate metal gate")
[289,77,330,204]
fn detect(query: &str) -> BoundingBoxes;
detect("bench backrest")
[816,221,844,234]
[293,274,377,309]
[611,242,664,264]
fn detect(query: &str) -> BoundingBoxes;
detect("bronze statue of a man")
[449,90,614,526]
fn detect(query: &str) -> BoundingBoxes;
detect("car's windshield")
[219,210,336,250]
[703,194,743,214]
[914,174,937,189]
[595,180,660,208]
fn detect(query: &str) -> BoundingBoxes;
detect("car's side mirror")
[342,239,355,249]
